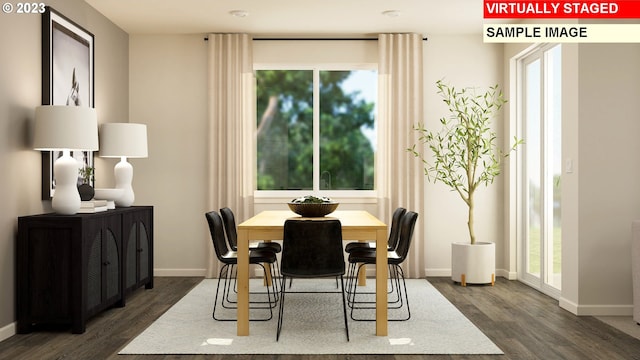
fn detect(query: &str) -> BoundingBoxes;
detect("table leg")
[263,263,273,286]
[357,263,367,286]
[262,241,274,287]
[237,229,250,336]
[375,228,388,336]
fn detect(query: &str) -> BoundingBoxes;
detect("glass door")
[519,44,562,298]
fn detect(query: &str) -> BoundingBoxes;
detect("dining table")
[236,210,389,336]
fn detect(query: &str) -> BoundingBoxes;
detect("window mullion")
[313,69,320,191]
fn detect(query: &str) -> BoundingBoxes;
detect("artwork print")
[41,7,95,199]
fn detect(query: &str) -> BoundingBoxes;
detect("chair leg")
[340,275,350,341]
[222,264,235,309]
[276,275,287,341]
[276,275,349,341]
[348,263,410,321]
[346,261,358,306]
[393,265,411,321]
[349,263,370,320]
[225,263,280,308]
[213,265,237,321]
[214,263,275,321]
[346,263,399,305]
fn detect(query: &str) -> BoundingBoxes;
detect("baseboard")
[560,297,634,316]
[425,268,451,277]
[496,269,517,280]
[425,268,514,280]
[578,305,633,316]
[153,268,207,277]
[0,322,15,343]
[158,267,517,280]
[559,296,579,314]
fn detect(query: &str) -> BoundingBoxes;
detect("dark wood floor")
[1,276,639,360]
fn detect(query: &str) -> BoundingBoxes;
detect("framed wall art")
[41,6,95,199]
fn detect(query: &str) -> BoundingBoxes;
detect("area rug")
[119,278,503,355]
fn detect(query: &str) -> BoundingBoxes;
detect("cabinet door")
[86,231,102,313]
[138,216,151,285]
[123,207,153,294]
[103,214,122,305]
[85,213,122,316]
[17,221,76,332]
[124,224,137,290]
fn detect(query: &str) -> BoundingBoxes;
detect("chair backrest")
[394,211,419,262]
[219,207,238,250]
[281,219,345,278]
[387,207,407,250]
[205,211,231,262]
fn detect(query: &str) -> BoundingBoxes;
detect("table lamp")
[34,105,99,215]
[99,123,148,207]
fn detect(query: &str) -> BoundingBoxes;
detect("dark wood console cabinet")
[17,206,153,334]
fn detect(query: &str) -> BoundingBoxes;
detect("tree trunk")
[468,191,476,245]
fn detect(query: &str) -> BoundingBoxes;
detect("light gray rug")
[119,278,503,355]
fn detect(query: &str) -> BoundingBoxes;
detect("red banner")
[484,1,640,18]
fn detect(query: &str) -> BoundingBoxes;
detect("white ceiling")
[85,0,502,36]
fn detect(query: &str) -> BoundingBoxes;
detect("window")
[256,69,377,191]
[517,44,562,297]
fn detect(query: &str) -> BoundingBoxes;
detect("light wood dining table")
[236,210,389,336]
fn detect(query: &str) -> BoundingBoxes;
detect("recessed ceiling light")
[229,10,249,18]
[382,10,401,17]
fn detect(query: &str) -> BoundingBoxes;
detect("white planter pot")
[451,242,495,286]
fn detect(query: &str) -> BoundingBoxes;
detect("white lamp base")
[114,157,134,207]
[52,151,81,215]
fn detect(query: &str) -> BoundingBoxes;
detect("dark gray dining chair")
[347,211,418,321]
[276,219,349,341]
[220,207,282,254]
[345,207,406,304]
[220,207,282,299]
[345,207,406,253]
[205,211,278,321]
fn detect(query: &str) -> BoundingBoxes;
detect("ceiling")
[85,0,502,36]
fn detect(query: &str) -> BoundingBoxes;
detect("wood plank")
[1,276,640,359]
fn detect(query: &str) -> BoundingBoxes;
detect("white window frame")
[253,63,378,200]
[515,43,562,300]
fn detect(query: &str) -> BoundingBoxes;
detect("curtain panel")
[377,33,426,278]
[206,33,254,278]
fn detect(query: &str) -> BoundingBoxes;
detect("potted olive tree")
[409,80,522,286]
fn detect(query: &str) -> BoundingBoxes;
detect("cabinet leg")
[16,322,32,334]
[71,322,86,334]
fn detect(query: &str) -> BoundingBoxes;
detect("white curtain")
[377,33,425,278]
[206,33,254,278]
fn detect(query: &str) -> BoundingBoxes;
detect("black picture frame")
[41,6,95,200]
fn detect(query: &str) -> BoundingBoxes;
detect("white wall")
[0,0,129,340]
[129,35,210,276]
[129,34,507,278]
[423,35,505,277]
[575,43,640,314]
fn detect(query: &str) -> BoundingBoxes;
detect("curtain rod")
[204,36,428,41]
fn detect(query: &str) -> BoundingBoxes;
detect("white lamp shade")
[34,106,99,151]
[99,123,148,158]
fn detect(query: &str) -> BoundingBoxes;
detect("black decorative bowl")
[287,202,339,217]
